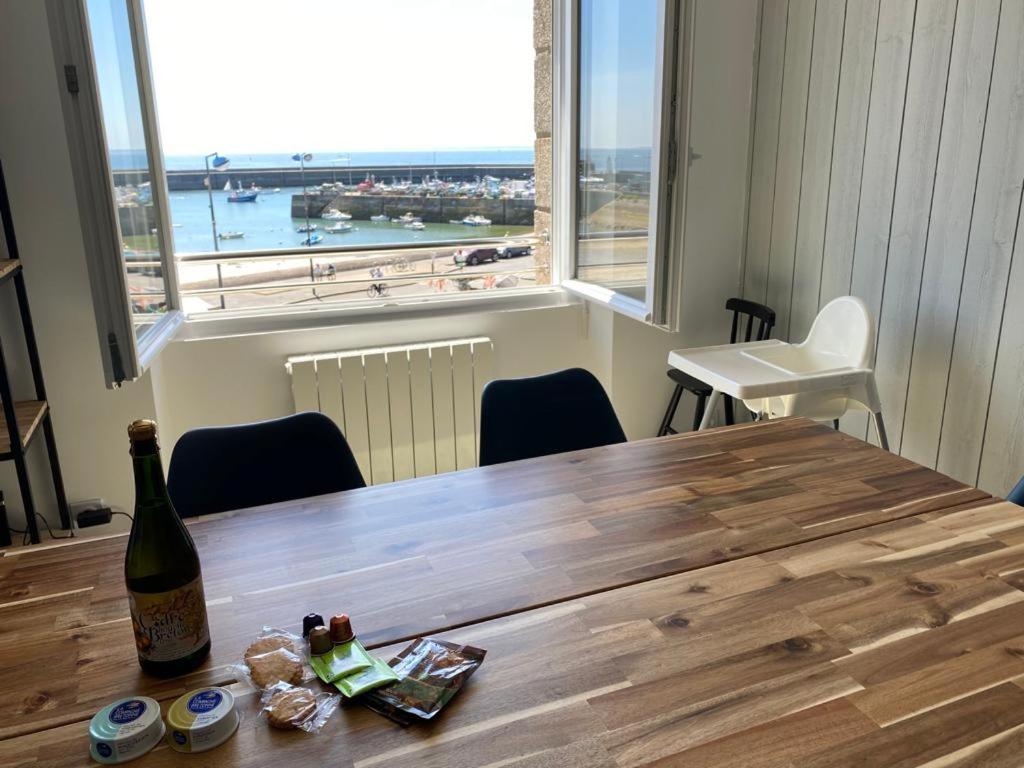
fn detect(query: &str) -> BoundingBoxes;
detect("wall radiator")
[285,338,494,485]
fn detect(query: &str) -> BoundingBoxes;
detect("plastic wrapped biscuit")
[241,627,313,690]
[260,682,340,733]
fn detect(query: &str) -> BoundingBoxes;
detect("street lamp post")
[204,152,229,309]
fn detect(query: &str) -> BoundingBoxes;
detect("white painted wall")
[742,0,1024,497]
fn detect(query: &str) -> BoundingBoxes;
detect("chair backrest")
[1009,476,1024,506]
[479,368,627,467]
[167,412,365,518]
[800,295,875,368]
[725,298,776,343]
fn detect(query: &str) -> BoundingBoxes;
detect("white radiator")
[285,337,494,485]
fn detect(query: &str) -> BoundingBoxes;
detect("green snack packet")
[310,639,373,684]
[334,656,400,698]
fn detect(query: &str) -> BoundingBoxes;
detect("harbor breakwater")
[113,164,534,192]
[292,193,535,226]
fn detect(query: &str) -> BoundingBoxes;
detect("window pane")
[576,0,658,301]
[86,0,169,338]
[140,0,551,313]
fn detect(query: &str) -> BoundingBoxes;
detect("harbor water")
[168,187,533,255]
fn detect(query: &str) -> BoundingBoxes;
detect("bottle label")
[128,577,209,663]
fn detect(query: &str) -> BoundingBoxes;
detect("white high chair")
[666,296,889,450]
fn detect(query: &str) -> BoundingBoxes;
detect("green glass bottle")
[125,419,210,677]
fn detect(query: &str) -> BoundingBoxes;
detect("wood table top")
[3,497,1023,767]
[0,419,990,751]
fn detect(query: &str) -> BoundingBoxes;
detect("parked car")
[497,244,533,259]
[453,247,499,266]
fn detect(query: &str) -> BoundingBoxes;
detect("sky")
[87,0,657,160]
[138,0,536,156]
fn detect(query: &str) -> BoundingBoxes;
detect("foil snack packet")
[359,638,486,724]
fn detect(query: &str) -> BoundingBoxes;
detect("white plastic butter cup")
[89,696,165,764]
[166,687,239,753]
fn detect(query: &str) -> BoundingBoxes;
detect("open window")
[48,0,181,387]
[557,0,686,329]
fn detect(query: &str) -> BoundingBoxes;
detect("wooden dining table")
[2,417,1016,767]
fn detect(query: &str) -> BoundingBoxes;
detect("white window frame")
[47,0,182,386]
[556,0,692,331]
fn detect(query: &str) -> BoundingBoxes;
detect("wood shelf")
[0,400,47,455]
[0,259,19,285]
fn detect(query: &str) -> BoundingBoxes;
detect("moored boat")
[460,214,491,226]
[326,223,354,234]
[217,231,244,240]
[322,209,352,220]
[296,223,319,233]
[404,221,426,231]
[370,214,390,222]
[302,233,324,246]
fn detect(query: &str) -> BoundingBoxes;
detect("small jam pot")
[89,696,165,764]
[166,687,239,753]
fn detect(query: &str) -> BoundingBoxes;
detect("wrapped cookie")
[240,627,314,690]
[259,682,340,734]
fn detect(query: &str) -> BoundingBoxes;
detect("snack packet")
[334,656,400,698]
[309,637,374,684]
[240,627,314,690]
[259,682,340,734]
[359,638,486,723]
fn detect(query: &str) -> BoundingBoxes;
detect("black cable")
[112,510,134,522]
[34,513,75,540]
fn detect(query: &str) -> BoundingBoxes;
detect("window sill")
[562,279,651,322]
[174,286,577,341]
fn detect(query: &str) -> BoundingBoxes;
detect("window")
[51,0,687,385]
[559,0,685,327]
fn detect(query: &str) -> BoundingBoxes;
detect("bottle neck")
[132,448,168,507]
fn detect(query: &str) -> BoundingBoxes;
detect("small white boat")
[392,212,421,224]
[370,214,390,222]
[322,209,352,221]
[222,180,232,191]
[296,223,319,233]
[460,214,492,226]
[217,231,245,240]
[326,223,354,234]
[404,221,426,231]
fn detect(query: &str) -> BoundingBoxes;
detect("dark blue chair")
[1009,476,1024,506]
[478,368,627,467]
[167,412,365,518]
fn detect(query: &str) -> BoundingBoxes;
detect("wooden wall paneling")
[817,0,881,307]
[788,0,846,341]
[339,354,372,483]
[871,0,957,453]
[429,344,457,474]
[289,359,319,413]
[385,350,416,482]
[979,197,1024,497]
[844,0,915,439]
[765,0,817,339]
[938,0,1024,485]
[901,0,1000,468]
[743,0,790,304]
[407,346,436,477]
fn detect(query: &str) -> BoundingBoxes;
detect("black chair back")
[725,297,776,343]
[1009,476,1024,506]
[167,412,365,518]
[479,368,626,467]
